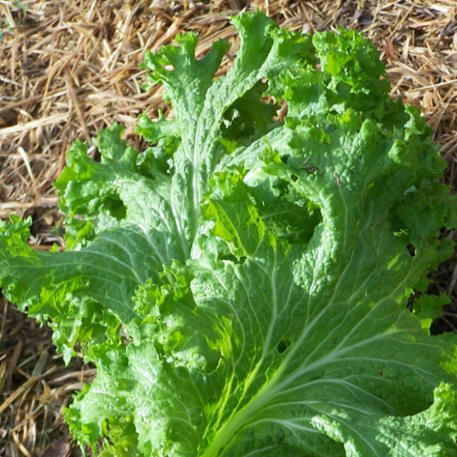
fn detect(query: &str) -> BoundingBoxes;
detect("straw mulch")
[1,1,456,456]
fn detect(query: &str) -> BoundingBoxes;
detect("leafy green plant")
[1,11,457,457]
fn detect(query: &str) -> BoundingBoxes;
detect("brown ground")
[1,1,456,456]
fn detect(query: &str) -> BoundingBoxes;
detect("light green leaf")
[1,10,457,457]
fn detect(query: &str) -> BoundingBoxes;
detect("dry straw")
[1,1,456,455]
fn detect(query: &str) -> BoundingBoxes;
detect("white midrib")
[198,323,401,457]
[199,373,280,457]
[199,333,345,457]
[199,315,322,457]
[198,255,413,456]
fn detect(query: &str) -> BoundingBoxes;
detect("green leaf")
[1,11,456,457]
[13,1,28,13]
[93,123,128,161]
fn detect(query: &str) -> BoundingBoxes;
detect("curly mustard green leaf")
[1,10,456,457]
